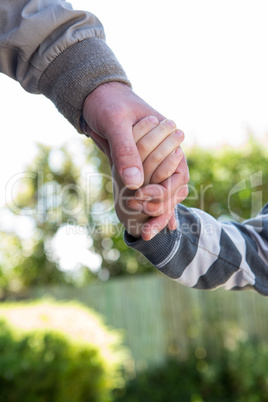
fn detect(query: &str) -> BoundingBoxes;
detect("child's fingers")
[132,116,159,143]
[142,130,184,184]
[139,196,179,217]
[127,181,188,217]
[136,119,180,162]
[167,212,177,231]
[126,188,183,217]
[135,153,189,202]
[149,147,184,185]
[140,210,175,241]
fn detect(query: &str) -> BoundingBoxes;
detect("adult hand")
[82,81,189,237]
[83,82,167,189]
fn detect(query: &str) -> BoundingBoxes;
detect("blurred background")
[1,0,268,401]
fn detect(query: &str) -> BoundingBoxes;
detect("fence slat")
[28,274,268,369]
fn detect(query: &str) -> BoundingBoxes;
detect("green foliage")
[184,137,268,221]
[0,300,129,402]
[114,340,268,402]
[1,136,268,295]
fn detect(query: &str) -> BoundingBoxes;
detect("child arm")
[125,202,268,296]
[114,118,268,296]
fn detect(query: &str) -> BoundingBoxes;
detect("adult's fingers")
[86,122,144,189]
[82,83,166,190]
[127,184,188,217]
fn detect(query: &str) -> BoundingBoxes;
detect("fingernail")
[147,228,159,241]
[135,192,152,201]
[173,148,182,157]
[175,129,184,139]
[122,167,143,189]
[127,202,143,212]
[148,116,158,124]
[166,120,176,129]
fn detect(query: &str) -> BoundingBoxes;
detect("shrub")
[113,341,268,402]
[0,300,130,402]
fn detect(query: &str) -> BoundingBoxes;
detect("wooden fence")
[28,274,268,371]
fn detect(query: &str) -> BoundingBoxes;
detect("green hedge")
[114,341,268,402]
[0,300,130,402]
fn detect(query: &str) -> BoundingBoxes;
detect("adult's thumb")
[109,125,144,190]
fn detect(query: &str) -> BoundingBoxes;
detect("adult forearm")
[0,0,131,130]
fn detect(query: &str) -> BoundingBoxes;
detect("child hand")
[133,156,189,240]
[113,116,186,239]
[133,116,184,186]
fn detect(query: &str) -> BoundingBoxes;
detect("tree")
[0,135,267,296]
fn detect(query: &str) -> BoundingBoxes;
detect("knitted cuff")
[124,227,181,269]
[39,37,131,133]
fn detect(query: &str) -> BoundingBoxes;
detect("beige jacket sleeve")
[0,0,131,131]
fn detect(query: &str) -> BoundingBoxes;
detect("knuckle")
[183,169,190,184]
[151,167,173,184]
[115,144,137,159]
[114,144,140,173]
[176,162,190,184]
[173,183,186,197]
[151,172,166,184]
[144,202,164,216]
[182,185,189,198]
[150,152,164,166]
[158,124,168,135]
[168,152,182,168]
[141,116,158,131]
[137,140,148,155]
[133,118,154,142]
[157,121,174,136]
[177,185,189,201]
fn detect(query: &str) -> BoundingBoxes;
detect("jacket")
[0,0,131,131]
[125,203,268,296]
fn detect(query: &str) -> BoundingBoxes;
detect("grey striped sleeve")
[124,203,268,296]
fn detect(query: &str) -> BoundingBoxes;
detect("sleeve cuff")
[124,227,181,269]
[39,37,131,133]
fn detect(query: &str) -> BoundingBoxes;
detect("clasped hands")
[82,82,189,240]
